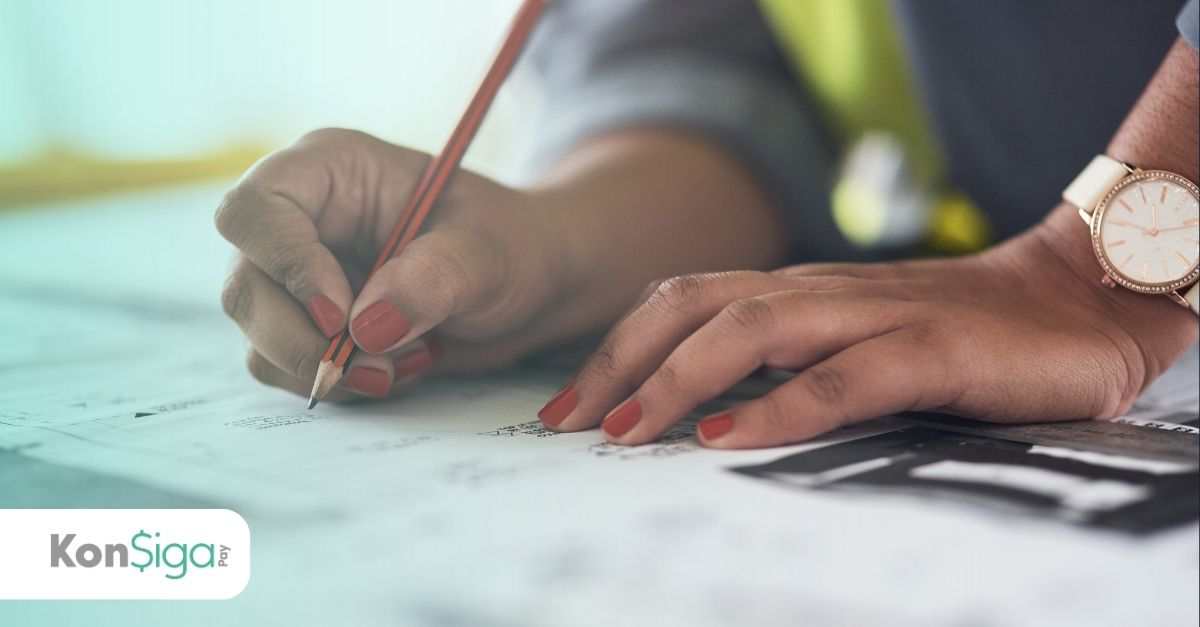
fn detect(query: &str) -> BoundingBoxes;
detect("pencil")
[308,0,548,409]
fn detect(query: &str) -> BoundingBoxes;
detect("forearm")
[1031,38,1198,377]
[526,128,792,333]
[1108,38,1199,181]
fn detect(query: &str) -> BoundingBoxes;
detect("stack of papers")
[0,184,1196,626]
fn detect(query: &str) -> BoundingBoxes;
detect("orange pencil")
[308,0,548,408]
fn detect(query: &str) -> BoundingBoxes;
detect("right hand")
[216,128,573,401]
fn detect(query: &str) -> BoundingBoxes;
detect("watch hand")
[1151,203,1158,232]
[1155,224,1200,233]
[1106,219,1150,234]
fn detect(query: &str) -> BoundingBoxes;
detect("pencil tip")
[308,359,344,410]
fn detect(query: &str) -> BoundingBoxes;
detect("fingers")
[216,129,430,339]
[246,343,431,402]
[216,146,358,338]
[696,331,948,449]
[246,351,357,403]
[771,262,878,279]
[537,271,789,430]
[223,257,397,398]
[772,261,912,281]
[348,229,505,354]
[597,290,900,445]
[223,257,327,380]
[390,340,438,382]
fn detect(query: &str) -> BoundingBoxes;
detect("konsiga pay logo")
[0,509,250,599]
[50,529,233,580]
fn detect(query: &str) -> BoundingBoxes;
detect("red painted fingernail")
[602,398,642,438]
[351,301,412,353]
[393,346,434,380]
[538,387,577,427]
[698,414,734,441]
[307,295,345,338]
[344,366,390,397]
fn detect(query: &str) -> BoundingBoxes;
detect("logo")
[0,509,250,599]
[50,530,233,579]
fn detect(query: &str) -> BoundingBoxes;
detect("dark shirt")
[526,0,1198,261]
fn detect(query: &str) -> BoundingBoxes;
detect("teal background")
[0,0,528,173]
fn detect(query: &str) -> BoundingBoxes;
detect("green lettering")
[162,543,188,580]
[189,543,215,568]
[130,530,153,573]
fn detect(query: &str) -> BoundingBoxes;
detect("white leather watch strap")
[1185,284,1199,314]
[1062,155,1131,212]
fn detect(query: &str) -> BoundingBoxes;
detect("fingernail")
[307,295,345,338]
[344,366,390,397]
[537,387,577,427]
[602,397,642,438]
[393,346,434,380]
[698,414,734,441]
[351,300,411,353]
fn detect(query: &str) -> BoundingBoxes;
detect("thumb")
[348,230,502,354]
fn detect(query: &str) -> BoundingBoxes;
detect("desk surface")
[0,184,1197,627]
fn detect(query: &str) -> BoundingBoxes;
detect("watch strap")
[1185,284,1199,314]
[1062,155,1132,213]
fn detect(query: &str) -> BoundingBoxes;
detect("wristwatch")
[1063,155,1200,313]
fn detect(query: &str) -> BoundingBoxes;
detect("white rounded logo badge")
[0,509,250,599]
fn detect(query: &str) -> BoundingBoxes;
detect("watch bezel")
[1090,169,1200,294]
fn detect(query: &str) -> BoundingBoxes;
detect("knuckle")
[403,240,476,310]
[245,352,272,384]
[648,274,709,313]
[638,278,667,303]
[220,270,253,321]
[583,342,623,382]
[298,127,361,146]
[263,245,312,296]
[650,360,683,395]
[279,341,320,379]
[721,297,775,333]
[801,365,848,409]
[756,393,793,433]
[214,184,257,241]
[436,248,475,301]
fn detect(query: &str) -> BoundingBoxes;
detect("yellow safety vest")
[758,0,990,253]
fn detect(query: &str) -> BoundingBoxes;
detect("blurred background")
[0,0,532,209]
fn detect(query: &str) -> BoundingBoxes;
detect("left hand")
[537,209,1199,448]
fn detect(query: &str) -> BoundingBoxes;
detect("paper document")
[0,184,1197,627]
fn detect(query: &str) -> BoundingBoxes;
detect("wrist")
[1034,202,1119,296]
[1034,201,1189,316]
[1024,202,1197,376]
[514,185,634,346]
[522,186,603,301]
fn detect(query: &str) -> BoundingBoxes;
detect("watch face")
[1092,170,1200,293]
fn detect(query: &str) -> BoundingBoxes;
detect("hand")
[216,129,574,400]
[537,206,1198,448]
